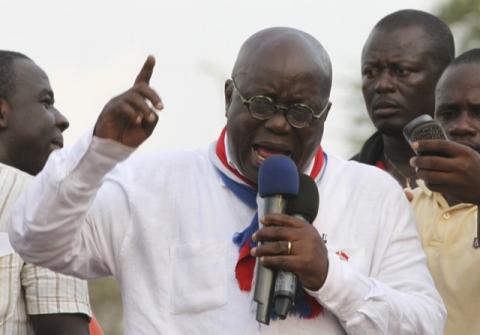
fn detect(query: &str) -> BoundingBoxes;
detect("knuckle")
[274,241,284,253]
[134,82,148,90]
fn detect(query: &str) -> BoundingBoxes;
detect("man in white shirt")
[10,27,445,334]
[0,51,92,335]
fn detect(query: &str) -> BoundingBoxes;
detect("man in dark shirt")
[352,9,454,189]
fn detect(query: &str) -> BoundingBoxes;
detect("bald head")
[225,27,333,182]
[232,27,332,94]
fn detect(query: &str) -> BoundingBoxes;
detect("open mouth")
[252,144,292,164]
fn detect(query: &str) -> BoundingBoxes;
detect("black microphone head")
[258,156,299,198]
[285,173,319,223]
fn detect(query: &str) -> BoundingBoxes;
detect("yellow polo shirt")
[411,181,479,335]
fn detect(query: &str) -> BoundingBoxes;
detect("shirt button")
[442,213,451,220]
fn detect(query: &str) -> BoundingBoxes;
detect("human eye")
[249,96,275,119]
[288,105,312,124]
[362,66,378,79]
[40,96,54,108]
[436,107,458,121]
[393,65,411,77]
[471,106,480,119]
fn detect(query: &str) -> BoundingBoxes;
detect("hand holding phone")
[403,114,449,156]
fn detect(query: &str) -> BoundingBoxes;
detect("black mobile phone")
[403,114,449,155]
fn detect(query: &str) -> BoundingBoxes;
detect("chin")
[374,121,405,137]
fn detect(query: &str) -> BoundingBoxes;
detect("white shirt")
[9,133,445,334]
[0,163,91,335]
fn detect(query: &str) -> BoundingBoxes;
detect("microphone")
[255,156,299,325]
[273,173,319,319]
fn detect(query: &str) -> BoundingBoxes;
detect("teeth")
[257,153,266,162]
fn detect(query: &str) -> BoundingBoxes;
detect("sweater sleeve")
[306,184,446,334]
[9,131,135,279]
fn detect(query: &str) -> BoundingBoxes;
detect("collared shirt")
[0,163,91,335]
[411,181,479,335]
[10,133,445,334]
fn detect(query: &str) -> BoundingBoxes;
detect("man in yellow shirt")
[410,48,480,335]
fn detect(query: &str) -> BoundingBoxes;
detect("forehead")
[11,59,51,97]
[236,40,330,100]
[362,25,433,63]
[436,63,480,101]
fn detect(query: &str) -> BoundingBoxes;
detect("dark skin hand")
[94,55,163,147]
[30,313,90,335]
[410,139,480,206]
[251,213,329,291]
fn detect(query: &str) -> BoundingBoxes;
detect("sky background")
[2,0,439,158]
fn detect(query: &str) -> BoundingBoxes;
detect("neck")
[443,193,463,207]
[382,134,417,188]
[0,146,11,167]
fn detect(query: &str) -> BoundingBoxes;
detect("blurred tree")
[435,0,480,52]
[89,278,123,335]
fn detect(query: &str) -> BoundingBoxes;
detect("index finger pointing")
[134,55,156,85]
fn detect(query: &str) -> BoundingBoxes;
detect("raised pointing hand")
[94,55,163,147]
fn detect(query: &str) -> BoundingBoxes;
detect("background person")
[0,50,96,335]
[352,9,455,189]
[410,48,480,335]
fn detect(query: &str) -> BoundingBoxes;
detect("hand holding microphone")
[254,155,299,325]
[252,169,329,302]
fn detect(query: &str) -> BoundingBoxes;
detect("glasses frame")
[231,79,331,128]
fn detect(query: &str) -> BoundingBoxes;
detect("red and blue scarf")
[211,128,327,319]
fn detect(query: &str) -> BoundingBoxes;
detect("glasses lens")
[249,97,276,120]
[287,105,313,128]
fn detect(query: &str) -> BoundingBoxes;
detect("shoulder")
[326,153,400,193]
[350,132,384,164]
[125,147,210,171]
[104,146,212,186]
[0,162,32,185]
[0,164,33,232]
[410,181,437,210]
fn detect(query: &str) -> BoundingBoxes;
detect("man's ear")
[224,79,234,117]
[0,99,10,129]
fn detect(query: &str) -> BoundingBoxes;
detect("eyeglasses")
[232,79,331,129]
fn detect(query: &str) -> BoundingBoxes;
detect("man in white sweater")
[10,27,445,334]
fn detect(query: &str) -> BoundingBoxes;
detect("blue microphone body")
[255,156,299,325]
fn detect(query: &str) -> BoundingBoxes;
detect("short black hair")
[449,48,480,67]
[0,50,30,99]
[375,9,455,71]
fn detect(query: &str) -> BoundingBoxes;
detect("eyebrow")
[37,88,54,100]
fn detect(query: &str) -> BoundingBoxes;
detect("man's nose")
[54,108,69,132]
[263,108,291,133]
[447,111,476,137]
[374,70,395,93]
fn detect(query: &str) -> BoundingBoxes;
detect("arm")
[30,314,90,335]
[9,56,162,278]
[254,185,445,334]
[21,261,91,335]
[411,140,480,205]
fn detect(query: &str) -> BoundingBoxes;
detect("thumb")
[134,55,155,85]
[404,189,414,202]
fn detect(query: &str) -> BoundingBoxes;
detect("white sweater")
[9,133,445,334]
